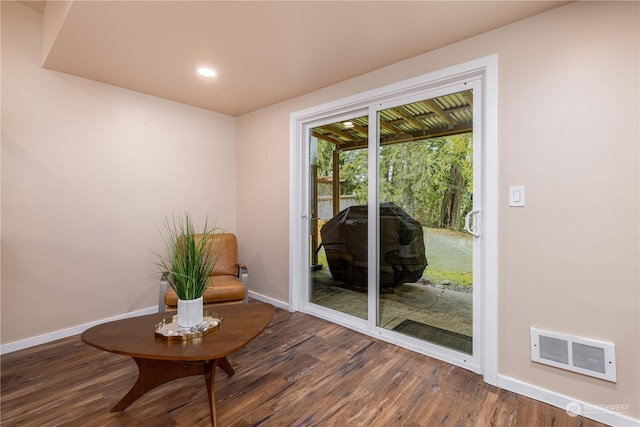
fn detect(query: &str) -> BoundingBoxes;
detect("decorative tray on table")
[154,310,223,341]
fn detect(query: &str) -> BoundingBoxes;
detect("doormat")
[393,319,472,354]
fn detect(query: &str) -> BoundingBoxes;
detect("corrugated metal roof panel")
[312,90,473,149]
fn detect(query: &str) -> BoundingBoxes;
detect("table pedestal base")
[111,356,235,427]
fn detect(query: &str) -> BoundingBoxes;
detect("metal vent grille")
[530,327,616,382]
[539,335,569,365]
[572,342,606,374]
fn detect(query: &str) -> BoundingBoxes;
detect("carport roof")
[311,90,473,151]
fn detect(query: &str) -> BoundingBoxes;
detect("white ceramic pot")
[177,296,204,328]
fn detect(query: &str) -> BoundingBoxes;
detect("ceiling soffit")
[40,1,569,116]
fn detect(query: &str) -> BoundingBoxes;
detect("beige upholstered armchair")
[158,233,248,312]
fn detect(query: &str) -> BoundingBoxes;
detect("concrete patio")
[312,269,472,338]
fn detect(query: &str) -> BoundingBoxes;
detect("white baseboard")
[0,306,159,355]
[248,290,290,311]
[497,374,639,427]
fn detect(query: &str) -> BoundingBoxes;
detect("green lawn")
[423,227,472,287]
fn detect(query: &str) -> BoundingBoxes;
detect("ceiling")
[28,1,569,117]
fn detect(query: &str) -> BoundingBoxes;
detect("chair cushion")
[164,275,246,307]
[210,233,238,276]
[192,233,238,276]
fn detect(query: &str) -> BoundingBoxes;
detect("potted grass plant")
[156,213,222,328]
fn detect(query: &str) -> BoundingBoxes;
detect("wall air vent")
[530,327,616,382]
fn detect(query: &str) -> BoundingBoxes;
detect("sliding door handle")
[464,209,481,237]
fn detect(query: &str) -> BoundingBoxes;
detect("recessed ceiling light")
[196,67,217,78]
[343,121,354,129]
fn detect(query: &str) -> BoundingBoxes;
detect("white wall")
[237,1,639,419]
[1,2,237,344]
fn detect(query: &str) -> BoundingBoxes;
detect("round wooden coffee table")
[81,301,274,427]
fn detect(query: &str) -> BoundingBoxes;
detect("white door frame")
[289,55,498,384]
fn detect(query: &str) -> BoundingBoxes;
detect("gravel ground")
[418,278,473,293]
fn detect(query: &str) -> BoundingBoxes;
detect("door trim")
[289,55,498,384]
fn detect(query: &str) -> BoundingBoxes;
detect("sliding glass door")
[294,67,491,373]
[309,115,369,319]
[375,92,475,356]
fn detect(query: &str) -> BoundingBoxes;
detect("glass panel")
[377,91,474,355]
[310,116,368,319]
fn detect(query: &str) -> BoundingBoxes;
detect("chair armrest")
[237,263,249,303]
[159,272,170,313]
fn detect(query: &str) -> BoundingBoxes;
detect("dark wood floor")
[1,308,607,427]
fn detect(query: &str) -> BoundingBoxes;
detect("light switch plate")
[510,186,525,207]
